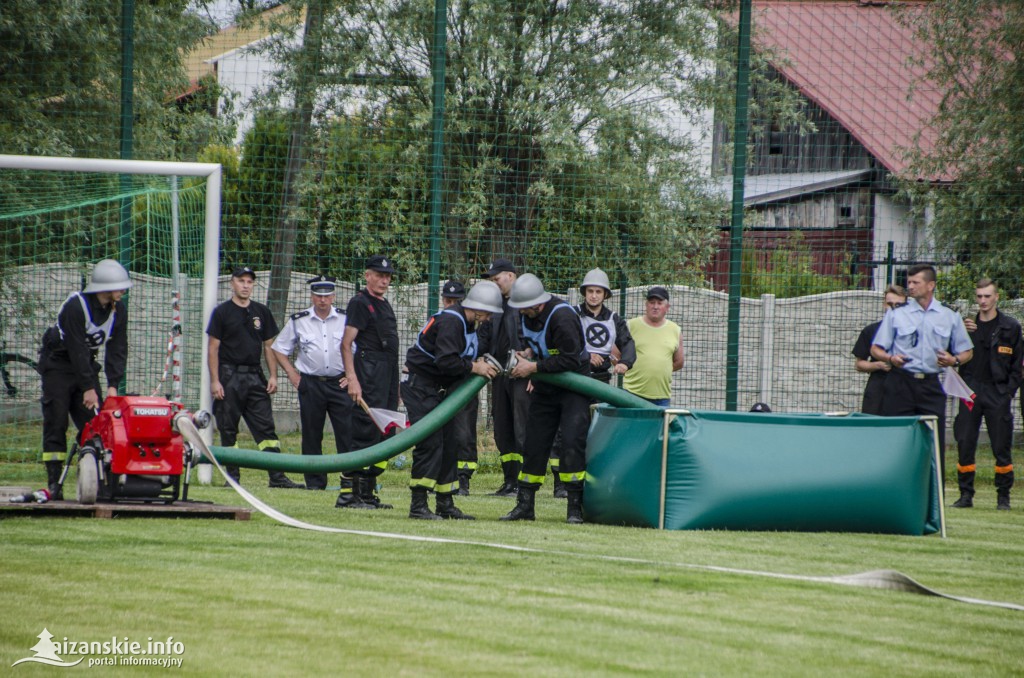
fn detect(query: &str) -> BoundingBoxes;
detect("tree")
[248,0,769,288]
[896,1,1024,296]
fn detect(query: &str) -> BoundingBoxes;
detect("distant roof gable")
[180,4,302,98]
[752,1,944,181]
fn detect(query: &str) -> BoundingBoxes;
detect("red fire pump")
[66,395,209,504]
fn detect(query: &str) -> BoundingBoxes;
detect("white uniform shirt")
[272,306,348,376]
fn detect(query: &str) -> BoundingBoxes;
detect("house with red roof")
[709,0,944,291]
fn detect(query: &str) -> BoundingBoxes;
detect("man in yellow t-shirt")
[623,286,684,406]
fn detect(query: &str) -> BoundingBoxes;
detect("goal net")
[0,155,221,457]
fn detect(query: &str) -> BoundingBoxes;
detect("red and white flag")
[942,366,976,411]
[360,401,409,434]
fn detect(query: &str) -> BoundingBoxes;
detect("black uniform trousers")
[549,373,607,470]
[298,374,353,490]
[454,394,479,477]
[351,350,400,478]
[880,369,948,477]
[492,374,530,463]
[953,382,1015,495]
[401,374,462,494]
[520,385,589,488]
[41,362,101,460]
[214,365,279,451]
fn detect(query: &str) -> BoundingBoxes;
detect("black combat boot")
[492,459,520,496]
[997,491,1011,511]
[409,487,443,520]
[436,493,475,520]
[268,470,303,489]
[457,473,471,496]
[552,473,568,499]
[223,465,241,487]
[335,474,370,509]
[358,475,393,509]
[499,485,536,522]
[951,492,974,508]
[566,487,584,524]
[45,460,64,501]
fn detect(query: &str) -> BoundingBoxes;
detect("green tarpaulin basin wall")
[584,407,944,536]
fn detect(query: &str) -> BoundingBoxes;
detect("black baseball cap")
[750,402,772,413]
[231,266,256,280]
[441,280,466,299]
[482,258,516,278]
[646,286,669,301]
[366,254,396,274]
[308,275,337,296]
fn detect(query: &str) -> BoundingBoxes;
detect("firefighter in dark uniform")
[502,274,590,524]
[38,259,131,500]
[547,268,636,497]
[272,275,352,491]
[952,278,1022,510]
[481,258,530,496]
[438,281,484,496]
[339,254,400,509]
[402,281,503,519]
[206,266,302,488]
[851,285,907,414]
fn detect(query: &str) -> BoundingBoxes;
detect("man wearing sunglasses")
[871,265,973,478]
[852,284,907,414]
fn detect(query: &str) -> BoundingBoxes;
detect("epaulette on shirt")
[290,310,311,321]
[335,307,345,315]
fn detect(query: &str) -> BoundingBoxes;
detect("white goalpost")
[0,154,222,437]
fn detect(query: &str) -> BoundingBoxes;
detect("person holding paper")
[871,264,973,478]
[951,279,1022,510]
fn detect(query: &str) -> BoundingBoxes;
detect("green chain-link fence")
[1,0,1021,456]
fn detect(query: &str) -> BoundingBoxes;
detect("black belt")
[895,368,939,380]
[406,372,447,394]
[224,363,260,373]
[300,373,344,382]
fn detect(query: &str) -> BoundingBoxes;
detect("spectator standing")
[481,258,530,497]
[952,279,1022,510]
[338,255,400,509]
[852,285,908,414]
[622,286,683,407]
[272,275,352,491]
[871,264,973,477]
[206,266,302,488]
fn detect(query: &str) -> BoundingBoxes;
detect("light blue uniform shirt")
[872,298,972,374]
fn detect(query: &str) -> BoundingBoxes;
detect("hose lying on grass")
[174,414,1024,613]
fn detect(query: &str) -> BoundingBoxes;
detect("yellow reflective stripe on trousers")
[518,472,546,486]
[499,452,523,463]
[372,460,388,470]
[256,440,280,451]
[457,461,478,471]
[41,452,67,462]
[559,471,586,483]
[408,477,437,490]
[435,481,458,494]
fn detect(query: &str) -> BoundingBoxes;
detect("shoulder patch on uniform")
[290,310,311,320]
[335,307,345,315]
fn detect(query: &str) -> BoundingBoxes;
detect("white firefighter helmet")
[507,273,551,309]
[83,259,133,294]
[579,268,611,298]
[462,280,503,314]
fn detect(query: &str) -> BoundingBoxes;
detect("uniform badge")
[253,317,262,330]
[998,346,1013,355]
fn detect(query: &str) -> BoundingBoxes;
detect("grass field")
[2,433,1023,676]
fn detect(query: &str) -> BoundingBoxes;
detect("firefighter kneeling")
[401,281,503,520]
[502,274,591,524]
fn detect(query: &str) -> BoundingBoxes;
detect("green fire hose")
[205,371,658,473]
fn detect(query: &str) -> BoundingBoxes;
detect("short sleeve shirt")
[872,298,972,374]
[345,289,399,356]
[206,299,279,366]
